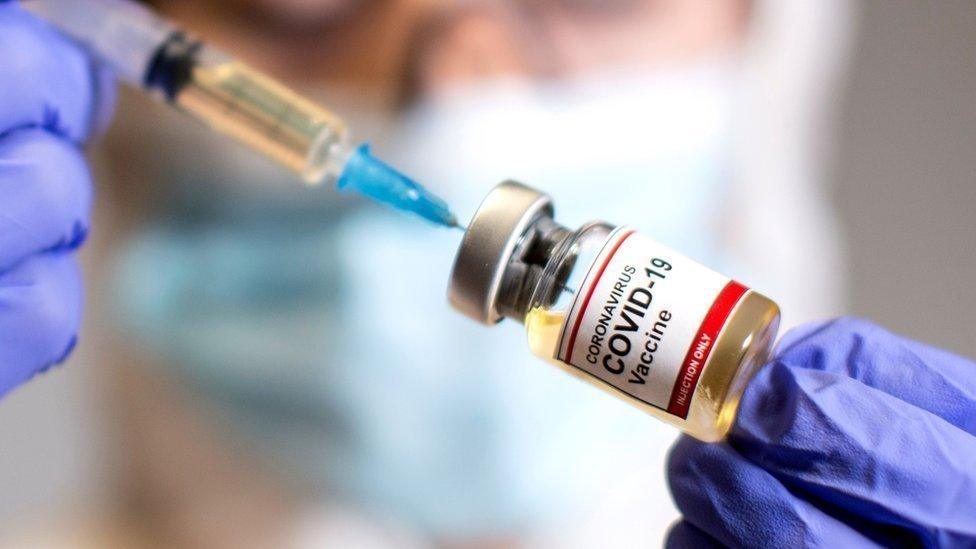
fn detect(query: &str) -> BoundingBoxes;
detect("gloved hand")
[667,318,976,548]
[0,2,114,396]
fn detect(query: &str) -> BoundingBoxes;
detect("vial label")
[555,227,748,418]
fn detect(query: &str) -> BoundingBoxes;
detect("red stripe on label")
[563,230,636,363]
[666,281,748,419]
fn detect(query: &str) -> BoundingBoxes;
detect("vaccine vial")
[448,182,780,442]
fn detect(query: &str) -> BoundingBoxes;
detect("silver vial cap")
[449,181,553,324]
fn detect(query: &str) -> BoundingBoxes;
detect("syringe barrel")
[23,0,175,85]
[26,0,350,185]
[170,46,351,184]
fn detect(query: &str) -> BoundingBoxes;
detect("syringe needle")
[337,145,460,228]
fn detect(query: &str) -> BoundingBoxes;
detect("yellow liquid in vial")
[175,62,347,183]
[525,292,779,442]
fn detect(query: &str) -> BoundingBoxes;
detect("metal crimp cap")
[449,181,553,324]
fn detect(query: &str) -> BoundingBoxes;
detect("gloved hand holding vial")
[447,183,976,544]
[668,318,976,547]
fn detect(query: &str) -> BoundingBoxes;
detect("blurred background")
[0,0,974,547]
[834,1,976,359]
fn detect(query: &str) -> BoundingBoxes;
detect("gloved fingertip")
[0,334,77,396]
[773,319,835,356]
[772,318,884,373]
[3,334,77,396]
[0,130,94,268]
[52,334,78,367]
[71,220,90,250]
[730,359,802,444]
[0,6,111,144]
[666,435,711,495]
[666,434,699,467]
[665,521,722,549]
[46,220,90,254]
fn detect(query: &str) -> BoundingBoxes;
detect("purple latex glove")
[667,318,976,548]
[0,2,114,396]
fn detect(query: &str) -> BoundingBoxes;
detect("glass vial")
[448,182,780,442]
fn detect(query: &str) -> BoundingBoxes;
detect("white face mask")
[389,62,737,261]
[117,61,738,541]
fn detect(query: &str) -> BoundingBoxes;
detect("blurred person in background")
[0,0,851,546]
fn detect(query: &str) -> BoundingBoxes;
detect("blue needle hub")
[337,144,458,228]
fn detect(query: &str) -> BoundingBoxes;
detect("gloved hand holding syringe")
[23,0,460,229]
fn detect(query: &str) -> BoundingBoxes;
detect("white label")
[556,227,747,418]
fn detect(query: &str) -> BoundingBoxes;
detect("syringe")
[23,0,459,228]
